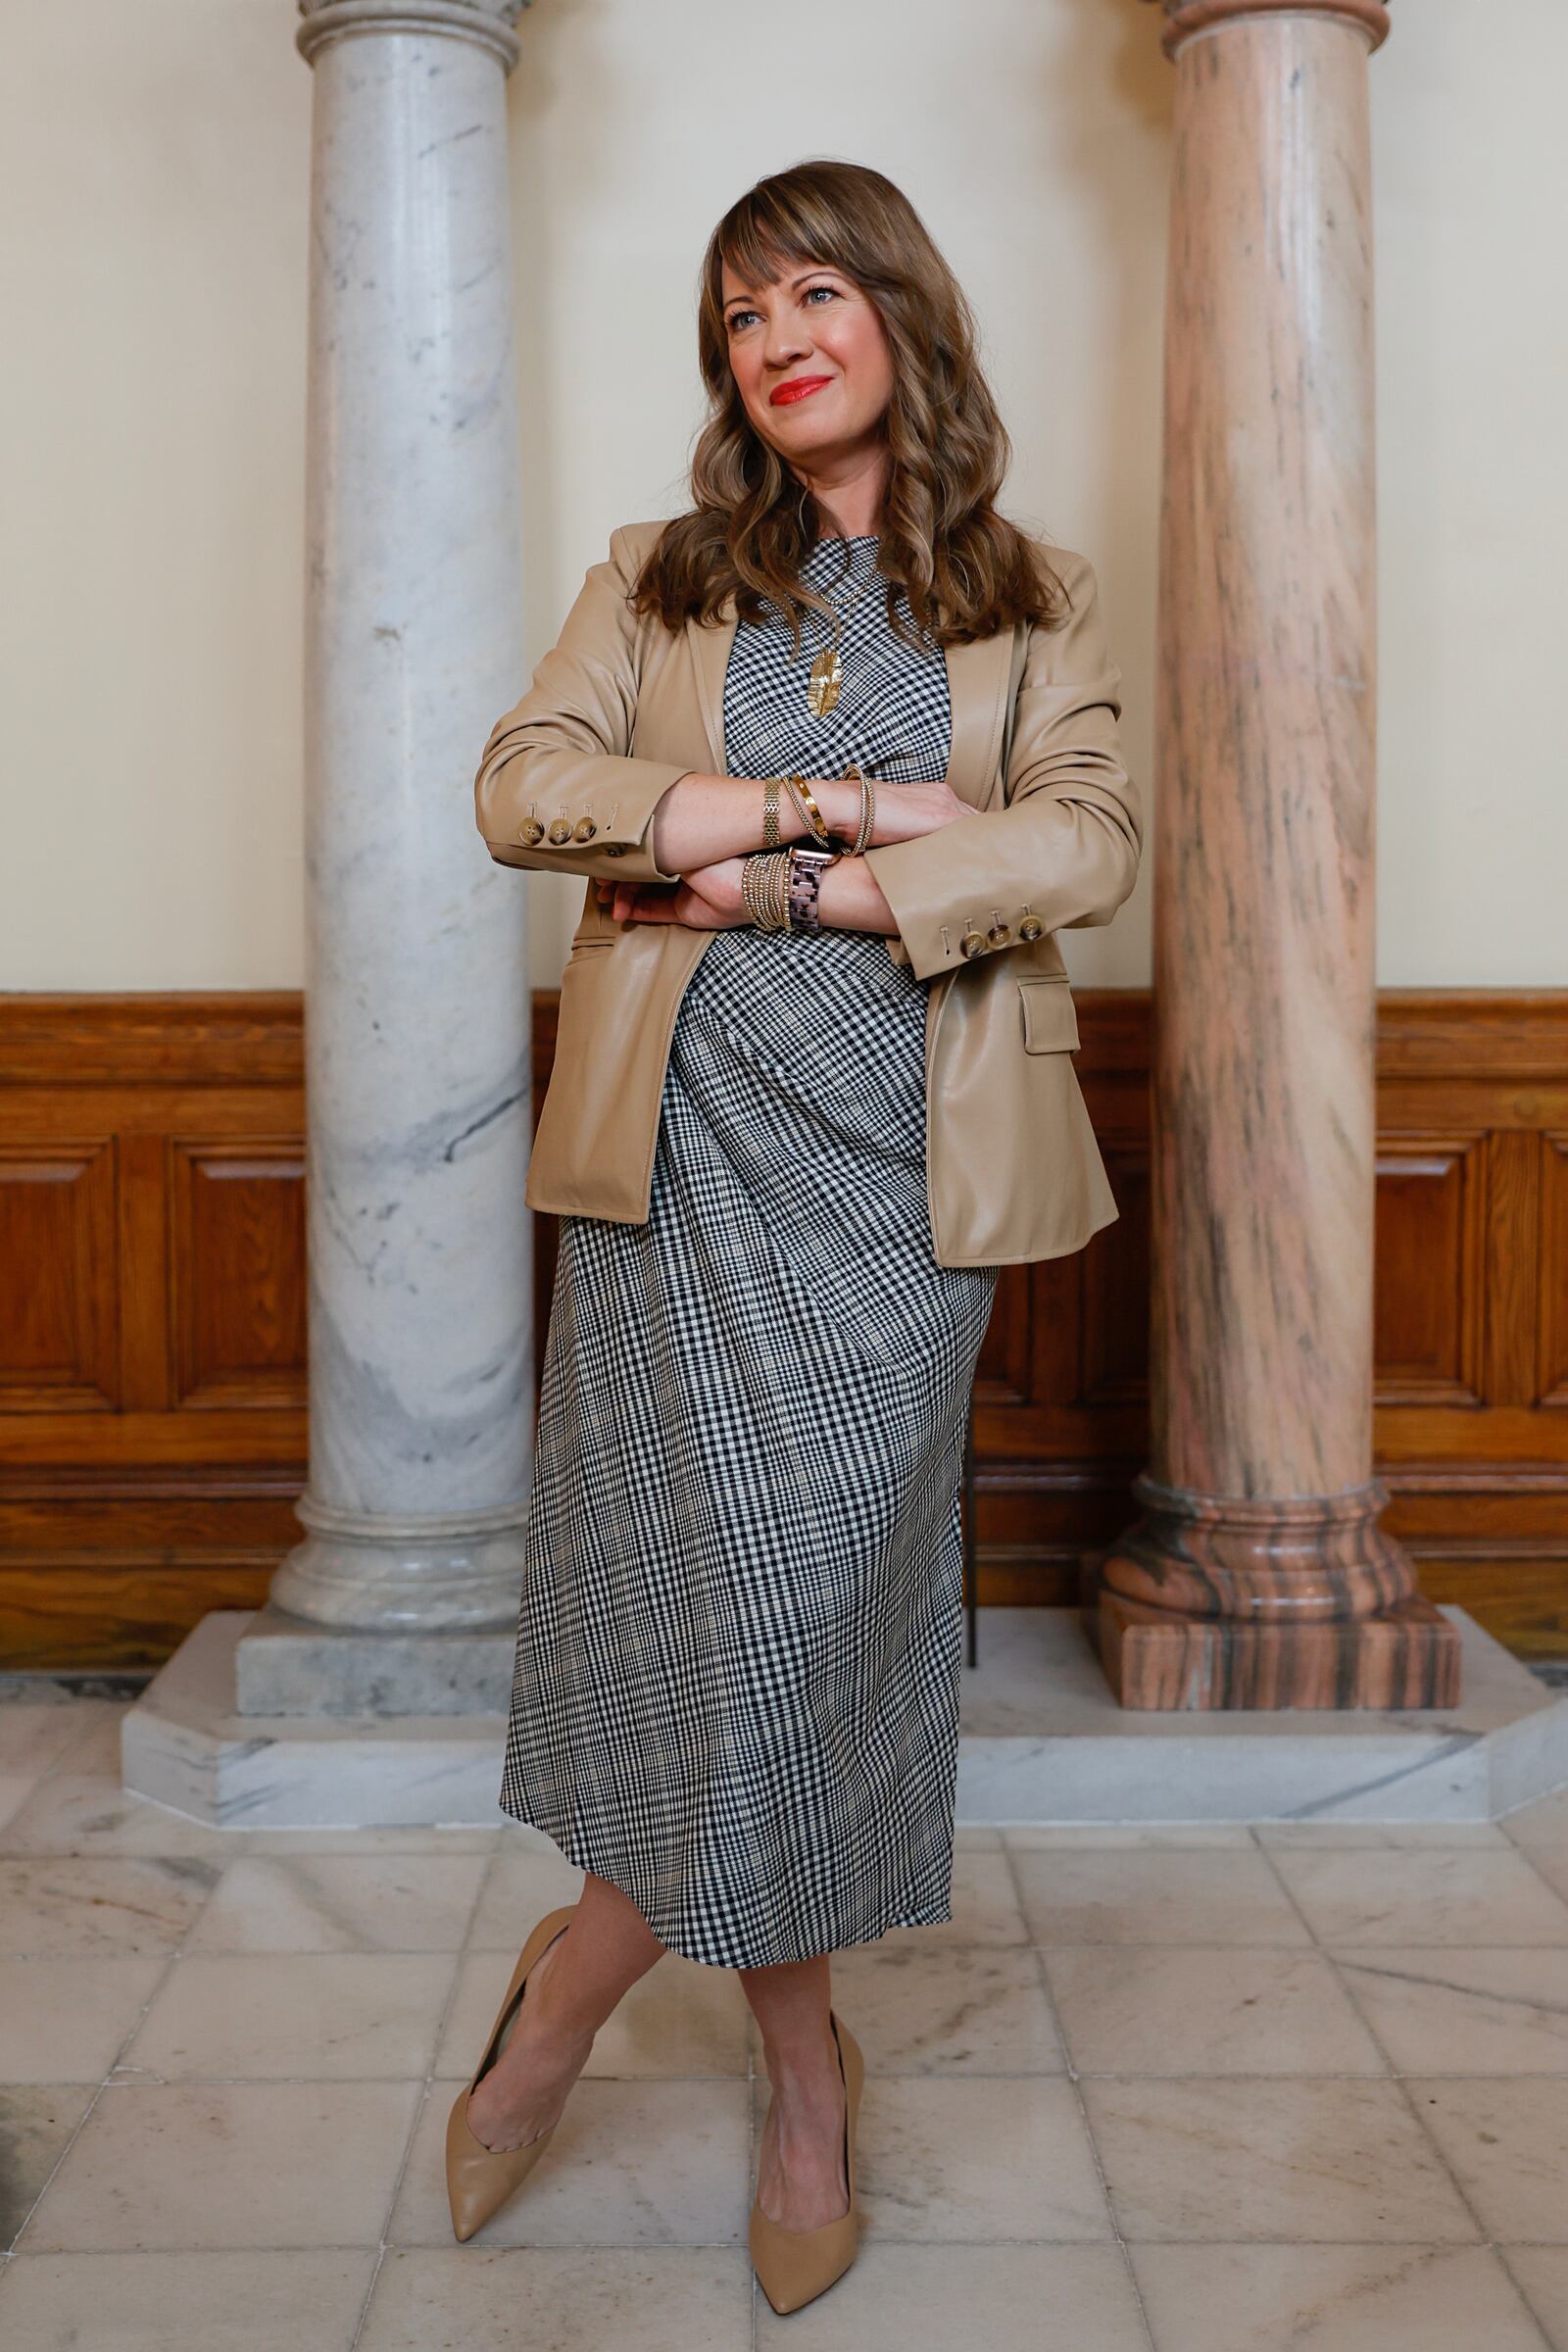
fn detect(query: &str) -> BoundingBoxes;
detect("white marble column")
[270,0,533,1630]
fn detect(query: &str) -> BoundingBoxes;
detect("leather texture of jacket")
[474,518,1143,1267]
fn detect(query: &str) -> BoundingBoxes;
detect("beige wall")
[1,0,1560,994]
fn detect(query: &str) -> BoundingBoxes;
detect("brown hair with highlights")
[627,159,1071,656]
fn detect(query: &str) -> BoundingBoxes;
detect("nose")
[762,311,810,370]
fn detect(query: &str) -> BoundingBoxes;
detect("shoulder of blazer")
[610,515,677,572]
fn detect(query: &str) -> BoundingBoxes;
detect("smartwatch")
[786,843,839,933]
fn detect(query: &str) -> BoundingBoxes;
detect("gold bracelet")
[849,769,875,856]
[781,772,831,846]
[742,850,792,931]
[762,775,780,850]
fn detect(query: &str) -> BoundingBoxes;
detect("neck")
[791,451,888,542]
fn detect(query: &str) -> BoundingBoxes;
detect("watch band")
[786,843,838,933]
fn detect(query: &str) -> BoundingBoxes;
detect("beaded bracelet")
[843,763,876,857]
[741,849,792,931]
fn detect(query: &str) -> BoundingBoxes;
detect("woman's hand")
[860,774,972,847]
[595,858,750,930]
[810,770,971,849]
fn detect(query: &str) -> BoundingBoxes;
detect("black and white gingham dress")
[500,535,1001,1967]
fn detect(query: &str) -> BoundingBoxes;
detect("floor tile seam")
[1005,1826,1512,1839]
[989,1930,1324,1951]
[1315,1943,1504,2255]
[27,1711,130,1797]
[27,2228,1556,2256]
[1490,2243,1567,2352]
[994,1829,1159,2352]
[359,1843,496,2326]
[1025,2063,1568,2084]
[1503,1841,1568,1916]
[3,2240,428,2257]
[167,1838,488,1964]
[1117,2234,1562,2246]
[1032,1941,1568,1960]
[1034,1937,1568,1950]
[376,2226,1125,2250]
[19,2060,1562,2089]
[27,1930,1568,1964]
[71,2066,767,2088]
[6,2074,118,2258]
[9,1924,189,2254]
[1,1937,485,1963]
[1248,1834,1355,1955]
[52,2070,1568,2088]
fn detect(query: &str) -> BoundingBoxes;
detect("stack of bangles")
[741,767,876,935]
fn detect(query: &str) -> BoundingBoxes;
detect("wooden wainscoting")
[1,990,1565,1669]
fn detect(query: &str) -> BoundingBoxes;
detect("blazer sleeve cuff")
[476,754,692,883]
[862,790,1141,983]
[862,816,992,982]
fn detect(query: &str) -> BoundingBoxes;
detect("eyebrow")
[722,270,839,307]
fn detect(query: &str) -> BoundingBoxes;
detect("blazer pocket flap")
[1019,975,1080,1054]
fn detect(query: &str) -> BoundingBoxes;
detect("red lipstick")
[769,375,833,407]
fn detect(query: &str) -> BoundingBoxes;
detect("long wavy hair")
[627,160,1071,655]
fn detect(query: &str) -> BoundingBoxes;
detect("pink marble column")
[1091,0,1461,1708]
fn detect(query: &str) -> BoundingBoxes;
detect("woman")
[449,159,1142,2313]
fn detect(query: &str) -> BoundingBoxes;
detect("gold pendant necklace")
[804,540,875,717]
[807,644,843,717]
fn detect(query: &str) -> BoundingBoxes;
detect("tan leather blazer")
[474,518,1143,1267]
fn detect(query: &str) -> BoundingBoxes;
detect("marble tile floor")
[0,1699,1567,2348]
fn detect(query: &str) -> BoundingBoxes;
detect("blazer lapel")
[682,594,1016,809]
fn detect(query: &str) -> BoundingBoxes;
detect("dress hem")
[496,1799,955,1970]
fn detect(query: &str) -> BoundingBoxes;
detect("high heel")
[749,2009,863,2316]
[445,1901,580,2243]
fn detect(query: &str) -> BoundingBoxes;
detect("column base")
[234,1604,515,1717]
[268,1488,528,1633]
[1085,1576,1463,1711]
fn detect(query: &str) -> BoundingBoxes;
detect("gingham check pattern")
[499,537,999,1968]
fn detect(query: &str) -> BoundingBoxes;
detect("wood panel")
[170,1143,308,1409]
[1,988,1565,1668]
[0,1139,119,1411]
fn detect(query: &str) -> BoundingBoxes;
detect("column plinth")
[1092,0,1461,1710]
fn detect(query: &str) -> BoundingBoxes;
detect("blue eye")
[726,285,840,333]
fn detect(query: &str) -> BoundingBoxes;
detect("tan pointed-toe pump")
[445,1901,579,2243]
[750,2010,864,2316]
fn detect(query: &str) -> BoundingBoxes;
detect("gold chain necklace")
[805,539,878,717]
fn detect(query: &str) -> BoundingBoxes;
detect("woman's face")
[720,257,894,479]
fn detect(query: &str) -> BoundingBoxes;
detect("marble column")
[1091,0,1462,1707]
[269,0,534,1632]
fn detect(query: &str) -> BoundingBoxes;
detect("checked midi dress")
[499,534,1001,1968]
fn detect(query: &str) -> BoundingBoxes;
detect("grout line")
[11,2062,1559,2086]
[1315,1950,1556,2348]
[7,1856,193,2254]
[3,1739,243,2257]
[995,1836,1160,2352]
[1496,2246,1568,2352]
[1502,1839,1568,1913]
[1260,1821,1547,2328]
[346,1847,498,2344]
[8,2231,1568,2256]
